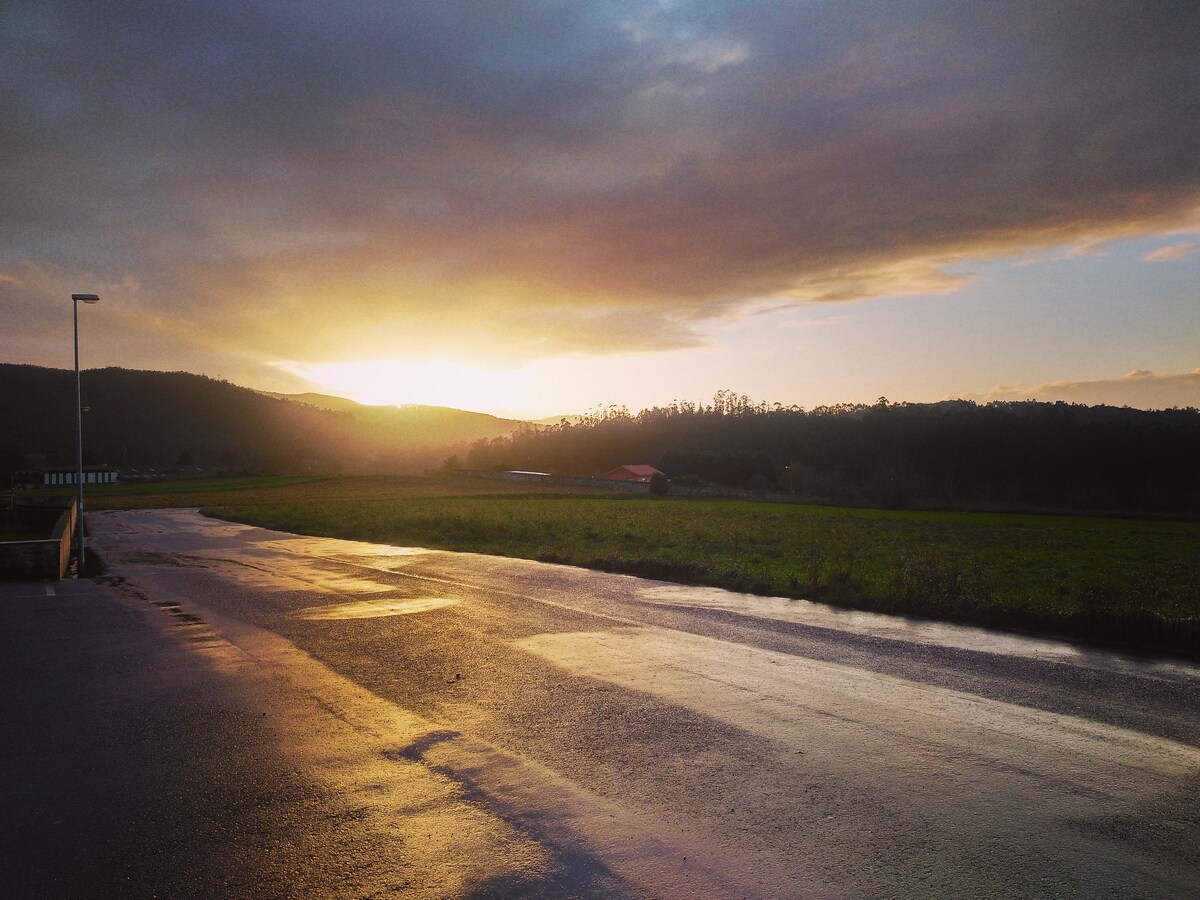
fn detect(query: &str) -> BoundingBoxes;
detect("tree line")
[7,365,1197,517]
[458,391,1200,516]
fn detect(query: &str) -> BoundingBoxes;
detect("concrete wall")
[0,500,76,580]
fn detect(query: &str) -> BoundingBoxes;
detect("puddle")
[308,573,398,594]
[298,597,459,620]
[637,584,1200,680]
[266,538,432,560]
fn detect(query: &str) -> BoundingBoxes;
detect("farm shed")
[604,465,664,483]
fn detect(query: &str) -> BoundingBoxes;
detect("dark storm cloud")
[2,0,1198,363]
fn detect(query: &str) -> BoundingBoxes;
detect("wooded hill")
[261,390,526,450]
[8,365,1198,517]
[0,364,523,477]
[459,391,1200,517]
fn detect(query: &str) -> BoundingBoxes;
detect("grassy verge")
[78,475,1199,656]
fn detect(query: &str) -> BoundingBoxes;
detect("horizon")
[6,360,1199,422]
[2,3,1198,416]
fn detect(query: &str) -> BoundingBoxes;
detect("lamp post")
[71,293,99,576]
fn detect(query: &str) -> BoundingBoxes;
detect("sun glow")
[283,359,527,413]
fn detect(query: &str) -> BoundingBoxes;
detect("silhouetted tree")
[459,390,1200,516]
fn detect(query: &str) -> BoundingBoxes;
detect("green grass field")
[73,474,1199,652]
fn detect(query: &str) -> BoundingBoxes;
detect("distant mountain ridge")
[0,364,530,475]
[261,391,371,413]
[260,391,529,446]
[265,391,581,429]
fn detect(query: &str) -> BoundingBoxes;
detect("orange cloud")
[1143,242,1200,262]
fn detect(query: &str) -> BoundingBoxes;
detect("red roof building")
[605,464,664,483]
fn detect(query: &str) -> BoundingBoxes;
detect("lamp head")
[71,293,100,304]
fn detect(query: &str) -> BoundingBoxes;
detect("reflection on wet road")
[93,508,1200,898]
[299,596,461,619]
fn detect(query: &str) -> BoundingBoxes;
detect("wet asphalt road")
[29,508,1200,897]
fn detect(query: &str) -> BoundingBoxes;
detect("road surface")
[53,509,1200,895]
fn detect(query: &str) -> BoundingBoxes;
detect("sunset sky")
[3,1,1198,418]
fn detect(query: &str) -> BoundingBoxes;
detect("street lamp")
[72,293,99,576]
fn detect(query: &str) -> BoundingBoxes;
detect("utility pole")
[71,293,100,575]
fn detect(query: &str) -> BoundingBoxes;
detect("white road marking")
[44,581,56,596]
